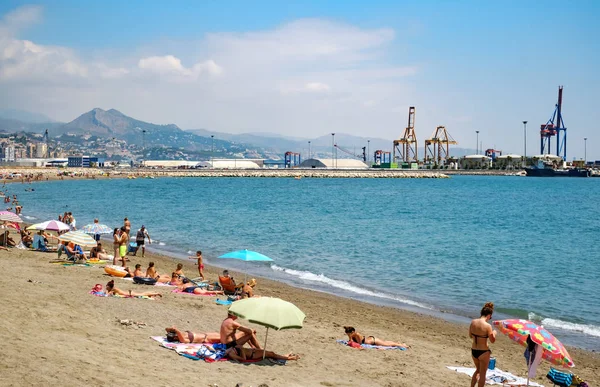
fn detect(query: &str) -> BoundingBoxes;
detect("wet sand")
[0,246,598,387]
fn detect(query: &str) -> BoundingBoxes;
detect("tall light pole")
[331,133,335,168]
[308,141,311,159]
[367,140,370,163]
[476,131,479,155]
[142,129,146,167]
[584,137,587,164]
[211,135,214,167]
[522,121,527,162]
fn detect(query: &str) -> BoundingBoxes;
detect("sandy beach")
[0,244,598,387]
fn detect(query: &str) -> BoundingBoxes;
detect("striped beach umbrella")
[81,223,113,235]
[59,231,97,248]
[27,220,70,232]
[0,211,23,223]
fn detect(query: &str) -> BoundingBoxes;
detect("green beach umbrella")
[228,297,306,359]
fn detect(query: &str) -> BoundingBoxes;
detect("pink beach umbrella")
[26,220,71,232]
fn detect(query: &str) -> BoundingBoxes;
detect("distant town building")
[27,144,36,158]
[1,145,15,162]
[68,156,105,168]
[35,143,48,158]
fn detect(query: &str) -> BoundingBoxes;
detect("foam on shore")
[271,264,433,310]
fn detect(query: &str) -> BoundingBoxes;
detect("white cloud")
[305,82,331,92]
[138,55,222,80]
[0,9,419,140]
[0,5,42,37]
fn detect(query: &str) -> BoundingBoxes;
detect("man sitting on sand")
[220,312,262,350]
[133,264,144,277]
[165,327,221,344]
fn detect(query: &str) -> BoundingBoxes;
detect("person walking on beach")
[92,218,101,242]
[469,302,496,387]
[189,250,204,280]
[134,225,151,257]
[220,312,262,350]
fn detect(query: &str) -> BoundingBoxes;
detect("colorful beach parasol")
[58,231,98,248]
[81,223,112,235]
[0,211,23,223]
[27,220,70,232]
[228,297,305,359]
[493,319,574,368]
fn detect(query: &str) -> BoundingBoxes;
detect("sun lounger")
[218,276,243,296]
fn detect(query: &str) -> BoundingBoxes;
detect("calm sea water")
[13,175,600,350]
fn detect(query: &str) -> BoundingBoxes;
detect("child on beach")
[174,263,184,278]
[189,250,204,280]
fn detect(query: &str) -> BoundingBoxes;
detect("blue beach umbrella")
[81,223,112,235]
[218,249,273,283]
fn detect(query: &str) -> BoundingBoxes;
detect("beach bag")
[546,367,572,387]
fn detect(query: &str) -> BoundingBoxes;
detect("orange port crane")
[424,126,458,165]
[393,106,418,163]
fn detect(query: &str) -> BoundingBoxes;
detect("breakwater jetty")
[0,167,449,181]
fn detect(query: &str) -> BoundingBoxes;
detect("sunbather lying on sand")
[344,326,409,348]
[177,278,224,295]
[226,345,300,361]
[105,280,162,298]
[165,327,220,344]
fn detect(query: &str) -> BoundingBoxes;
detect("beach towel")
[336,340,407,350]
[216,298,233,306]
[150,336,286,365]
[150,336,227,362]
[89,290,154,300]
[446,366,544,386]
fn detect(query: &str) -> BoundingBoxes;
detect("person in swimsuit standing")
[118,226,128,266]
[123,217,131,236]
[343,326,409,348]
[469,302,496,387]
[112,228,120,265]
[188,250,204,280]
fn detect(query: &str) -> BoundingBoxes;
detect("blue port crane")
[540,86,567,160]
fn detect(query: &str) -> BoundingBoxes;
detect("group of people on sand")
[163,312,300,362]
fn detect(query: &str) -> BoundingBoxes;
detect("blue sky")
[0,1,598,159]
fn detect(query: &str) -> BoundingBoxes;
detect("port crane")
[393,106,418,163]
[540,86,567,160]
[424,126,458,165]
[334,144,366,162]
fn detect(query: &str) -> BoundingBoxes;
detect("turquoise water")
[13,175,600,350]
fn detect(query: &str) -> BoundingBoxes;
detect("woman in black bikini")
[469,302,497,387]
[343,326,409,347]
[165,327,220,344]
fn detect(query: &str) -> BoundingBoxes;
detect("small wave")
[23,215,36,220]
[271,264,432,310]
[158,242,166,246]
[529,312,600,338]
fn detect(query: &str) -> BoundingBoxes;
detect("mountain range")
[0,108,476,158]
